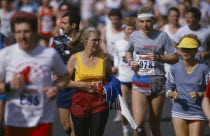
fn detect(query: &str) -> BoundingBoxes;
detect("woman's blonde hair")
[68,27,101,50]
[80,27,101,44]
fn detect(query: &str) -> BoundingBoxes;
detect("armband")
[166,90,173,98]
[198,92,204,98]
[4,82,11,92]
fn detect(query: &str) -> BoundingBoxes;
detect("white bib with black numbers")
[136,55,155,76]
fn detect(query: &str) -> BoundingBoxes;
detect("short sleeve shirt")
[126,30,176,75]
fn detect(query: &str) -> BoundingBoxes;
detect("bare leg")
[0,100,5,136]
[189,120,205,136]
[172,117,189,136]
[132,90,148,136]
[148,93,165,136]
[59,108,75,136]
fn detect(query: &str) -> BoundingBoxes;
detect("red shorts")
[6,123,52,136]
[71,91,108,117]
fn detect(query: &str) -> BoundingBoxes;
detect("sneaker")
[123,131,130,136]
[113,112,121,123]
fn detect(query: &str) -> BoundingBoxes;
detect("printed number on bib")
[136,55,155,75]
[42,21,53,33]
[19,89,43,109]
[20,93,40,106]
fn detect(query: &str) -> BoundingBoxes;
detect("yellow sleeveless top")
[75,52,106,82]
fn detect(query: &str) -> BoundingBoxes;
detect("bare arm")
[202,97,210,127]
[148,52,178,64]
[158,53,179,64]
[55,72,70,89]
[104,53,112,76]
[67,54,97,92]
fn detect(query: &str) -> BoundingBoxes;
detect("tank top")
[0,9,14,38]
[106,0,122,9]
[71,52,108,117]
[39,7,55,38]
[106,24,124,60]
[75,52,106,82]
[163,24,175,40]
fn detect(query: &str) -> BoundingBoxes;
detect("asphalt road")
[53,98,210,136]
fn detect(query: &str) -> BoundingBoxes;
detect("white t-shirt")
[174,25,210,63]
[114,39,134,82]
[0,44,67,127]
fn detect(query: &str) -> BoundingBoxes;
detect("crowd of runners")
[0,0,210,136]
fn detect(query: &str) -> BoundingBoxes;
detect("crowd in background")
[1,0,210,46]
[0,0,210,136]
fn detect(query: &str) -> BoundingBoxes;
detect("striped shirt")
[166,61,210,120]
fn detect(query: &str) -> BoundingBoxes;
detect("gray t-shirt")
[126,30,176,75]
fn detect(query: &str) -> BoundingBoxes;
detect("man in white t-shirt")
[174,7,210,66]
[0,11,70,136]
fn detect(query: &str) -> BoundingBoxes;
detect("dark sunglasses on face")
[180,48,197,52]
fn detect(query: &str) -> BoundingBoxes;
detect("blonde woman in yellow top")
[67,27,112,136]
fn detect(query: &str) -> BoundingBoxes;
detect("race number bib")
[20,89,43,109]
[92,82,104,93]
[42,20,53,33]
[136,55,155,75]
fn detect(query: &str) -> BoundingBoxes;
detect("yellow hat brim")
[177,37,199,48]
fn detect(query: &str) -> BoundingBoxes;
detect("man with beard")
[51,9,83,136]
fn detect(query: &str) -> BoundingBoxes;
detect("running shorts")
[132,75,166,97]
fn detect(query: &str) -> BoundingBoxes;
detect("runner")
[101,9,124,61]
[0,0,14,39]
[174,7,210,66]
[202,81,210,127]
[0,32,13,136]
[160,7,180,78]
[101,9,125,122]
[114,17,136,136]
[0,11,70,136]
[67,27,112,136]
[125,7,178,136]
[38,0,56,46]
[166,34,210,136]
[52,10,83,136]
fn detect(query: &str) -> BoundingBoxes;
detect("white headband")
[137,13,154,19]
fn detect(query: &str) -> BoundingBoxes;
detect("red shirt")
[206,81,210,98]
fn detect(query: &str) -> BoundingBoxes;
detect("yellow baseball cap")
[177,37,200,48]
